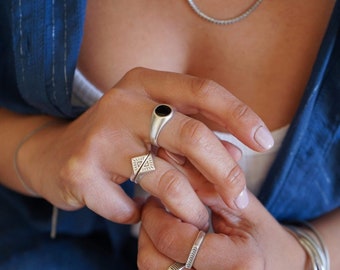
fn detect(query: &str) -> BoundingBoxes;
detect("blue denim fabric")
[0,0,87,118]
[0,181,136,269]
[258,3,340,221]
[1,1,137,269]
[0,0,339,269]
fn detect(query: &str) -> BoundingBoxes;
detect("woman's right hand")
[18,67,274,227]
[138,194,308,270]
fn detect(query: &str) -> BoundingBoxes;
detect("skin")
[0,0,338,269]
[139,197,339,269]
[76,1,339,269]
[78,0,333,130]
[0,68,270,227]
[138,150,340,269]
[139,195,306,270]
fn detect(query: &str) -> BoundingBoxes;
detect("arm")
[0,108,58,195]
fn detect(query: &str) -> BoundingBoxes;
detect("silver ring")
[130,152,155,184]
[185,230,206,269]
[150,104,174,146]
[167,262,185,270]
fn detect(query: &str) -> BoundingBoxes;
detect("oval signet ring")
[150,104,174,146]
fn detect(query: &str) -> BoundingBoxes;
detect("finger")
[141,197,264,270]
[141,197,201,263]
[220,140,243,162]
[209,189,270,235]
[88,133,210,229]
[138,225,175,270]
[117,103,248,210]
[158,148,220,206]
[137,155,210,230]
[84,180,141,224]
[60,168,142,224]
[95,89,248,210]
[162,140,242,165]
[62,97,209,227]
[157,113,248,210]
[159,140,243,206]
[118,68,274,151]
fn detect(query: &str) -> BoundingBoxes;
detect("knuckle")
[120,66,146,85]
[231,102,253,122]
[154,229,177,254]
[98,87,126,111]
[126,66,146,76]
[156,169,208,228]
[157,169,184,198]
[179,118,210,151]
[58,156,89,207]
[190,78,221,100]
[59,156,82,190]
[190,208,209,230]
[223,164,244,187]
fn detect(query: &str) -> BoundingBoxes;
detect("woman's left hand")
[138,191,308,270]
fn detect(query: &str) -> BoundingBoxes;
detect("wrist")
[285,222,329,270]
[276,225,310,270]
[15,120,65,196]
[259,221,308,270]
[242,194,309,270]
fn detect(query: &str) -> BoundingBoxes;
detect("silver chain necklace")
[187,0,264,25]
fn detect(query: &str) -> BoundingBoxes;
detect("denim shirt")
[0,0,87,118]
[259,4,340,221]
[0,0,339,257]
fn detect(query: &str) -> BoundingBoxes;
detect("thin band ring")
[150,104,174,146]
[167,262,185,270]
[130,152,155,184]
[185,230,206,269]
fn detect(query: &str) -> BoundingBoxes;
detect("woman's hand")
[18,67,273,227]
[138,193,308,270]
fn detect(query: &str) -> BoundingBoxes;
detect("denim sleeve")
[0,0,87,118]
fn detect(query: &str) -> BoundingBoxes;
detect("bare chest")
[78,0,334,130]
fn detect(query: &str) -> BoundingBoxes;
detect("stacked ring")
[185,230,206,269]
[166,231,206,270]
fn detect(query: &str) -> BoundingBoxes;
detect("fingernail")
[235,187,249,209]
[165,150,186,165]
[254,126,274,150]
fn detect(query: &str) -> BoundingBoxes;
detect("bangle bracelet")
[13,120,59,197]
[302,222,330,270]
[285,222,329,270]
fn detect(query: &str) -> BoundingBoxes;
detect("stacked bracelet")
[285,222,329,270]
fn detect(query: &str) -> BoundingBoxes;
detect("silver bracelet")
[13,120,58,196]
[285,222,329,270]
[13,120,60,239]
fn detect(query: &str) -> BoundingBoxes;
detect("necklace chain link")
[187,0,264,25]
